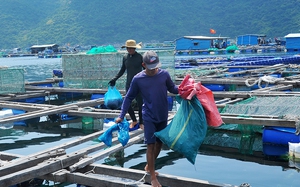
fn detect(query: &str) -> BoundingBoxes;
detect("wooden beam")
[69,130,144,172]
[0,105,78,124]
[0,101,48,111]
[0,149,88,186]
[76,164,237,187]
[212,91,300,98]
[0,92,48,101]
[0,149,66,177]
[221,116,296,127]
[0,152,23,161]
[25,85,126,95]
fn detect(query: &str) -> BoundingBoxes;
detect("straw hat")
[121,39,142,49]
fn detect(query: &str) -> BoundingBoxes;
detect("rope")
[124,172,147,186]
[84,165,96,175]
[245,78,258,87]
[245,75,285,88]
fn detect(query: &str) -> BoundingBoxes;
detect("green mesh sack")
[155,96,207,164]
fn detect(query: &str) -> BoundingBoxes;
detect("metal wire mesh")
[62,50,175,89]
[0,68,25,94]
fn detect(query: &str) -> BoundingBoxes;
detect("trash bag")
[104,86,123,110]
[179,74,223,127]
[98,118,130,147]
[155,95,207,164]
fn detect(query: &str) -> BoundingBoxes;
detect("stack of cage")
[62,50,175,90]
[155,50,175,80]
[0,68,25,94]
[62,53,125,89]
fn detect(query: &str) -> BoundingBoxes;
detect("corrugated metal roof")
[181,36,230,40]
[284,33,300,38]
[30,44,58,48]
[237,34,266,37]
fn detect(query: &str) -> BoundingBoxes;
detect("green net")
[175,67,228,79]
[222,96,300,117]
[62,49,175,89]
[226,45,239,51]
[86,45,117,54]
[203,128,262,154]
[220,96,300,134]
[0,68,25,93]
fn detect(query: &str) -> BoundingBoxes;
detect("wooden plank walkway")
[0,127,239,187]
[2,70,300,186]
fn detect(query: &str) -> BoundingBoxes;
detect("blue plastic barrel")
[25,96,45,104]
[263,143,288,156]
[91,94,105,108]
[53,69,63,78]
[34,83,53,87]
[12,109,27,126]
[263,127,300,145]
[202,84,224,91]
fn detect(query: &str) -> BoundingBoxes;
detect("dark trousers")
[127,91,143,124]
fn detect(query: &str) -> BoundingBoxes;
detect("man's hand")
[115,117,123,124]
[108,79,116,86]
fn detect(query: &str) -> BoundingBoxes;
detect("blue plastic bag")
[117,119,130,146]
[104,86,123,110]
[98,118,130,147]
[155,96,207,164]
[98,123,118,147]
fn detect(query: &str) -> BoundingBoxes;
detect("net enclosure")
[219,96,300,133]
[221,96,300,117]
[62,50,174,89]
[217,96,300,154]
[0,68,25,94]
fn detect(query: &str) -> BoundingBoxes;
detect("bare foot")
[129,121,137,128]
[139,124,144,130]
[151,179,162,187]
[144,164,159,176]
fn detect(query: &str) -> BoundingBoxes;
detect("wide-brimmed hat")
[143,50,161,70]
[121,39,142,49]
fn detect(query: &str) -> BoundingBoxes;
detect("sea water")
[1,55,300,187]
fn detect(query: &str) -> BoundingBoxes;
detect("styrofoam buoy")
[0,109,14,118]
[289,142,300,158]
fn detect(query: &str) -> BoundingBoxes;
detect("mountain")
[0,0,299,49]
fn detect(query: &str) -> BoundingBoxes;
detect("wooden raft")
[0,113,238,187]
[1,72,300,186]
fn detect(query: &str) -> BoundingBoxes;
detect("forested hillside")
[0,0,300,49]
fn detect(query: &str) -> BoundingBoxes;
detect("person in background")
[115,50,178,187]
[109,39,144,129]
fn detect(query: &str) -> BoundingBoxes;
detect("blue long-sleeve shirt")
[119,69,178,123]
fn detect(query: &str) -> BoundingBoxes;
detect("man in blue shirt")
[115,50,178,187]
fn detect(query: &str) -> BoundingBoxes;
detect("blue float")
[263,127,300,145]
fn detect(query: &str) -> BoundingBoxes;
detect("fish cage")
[0,68,25,94]
[62,50,175,89]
